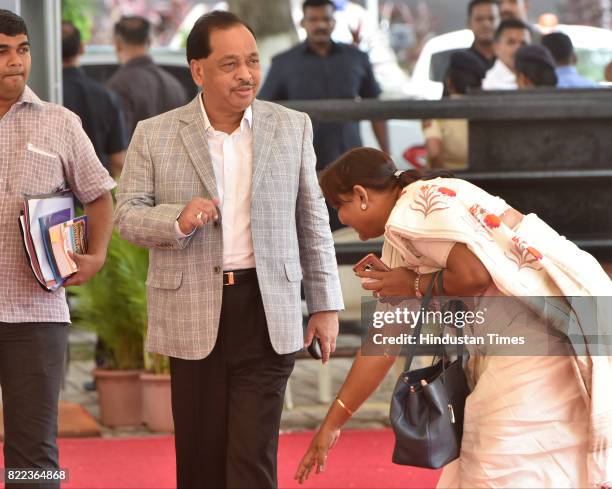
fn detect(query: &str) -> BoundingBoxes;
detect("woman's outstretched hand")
[294,425,341,484]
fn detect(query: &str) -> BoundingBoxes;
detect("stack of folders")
[18,190,88,291]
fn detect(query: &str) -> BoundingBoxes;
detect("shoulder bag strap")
[402,270,442,372]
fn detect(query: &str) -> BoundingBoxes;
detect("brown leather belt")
[223,268,257,286]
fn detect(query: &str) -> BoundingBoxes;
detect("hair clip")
[394,171,404,179]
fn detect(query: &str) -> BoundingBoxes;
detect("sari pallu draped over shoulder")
[384,177,612,488]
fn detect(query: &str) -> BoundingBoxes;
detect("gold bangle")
[414,273,423,298]
[335,397,354,416]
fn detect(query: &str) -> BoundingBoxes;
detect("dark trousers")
[0,322,68,489]
[170,276,296,489]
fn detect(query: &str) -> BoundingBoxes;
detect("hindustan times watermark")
[370,331,525,346]
[360,295,612,357]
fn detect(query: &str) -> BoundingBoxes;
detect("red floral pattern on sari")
[438,187,456,197]
[527,246,543,260]
[469,204,490,225]
[469,205,503,229]
[505,236,543,271]
[484,214,501,228]
[408,184,455,218]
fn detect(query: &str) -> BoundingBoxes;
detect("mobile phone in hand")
[353,253,390,274]
[307,337,322,360]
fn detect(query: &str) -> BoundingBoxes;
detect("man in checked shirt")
[0,10,115,487]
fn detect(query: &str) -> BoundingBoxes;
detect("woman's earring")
[361,203,367,211]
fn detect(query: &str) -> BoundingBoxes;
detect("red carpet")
[1,429,441,488]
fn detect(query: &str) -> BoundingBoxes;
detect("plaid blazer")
[115,97,344,359]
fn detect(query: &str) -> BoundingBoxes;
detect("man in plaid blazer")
[115,10,344,489]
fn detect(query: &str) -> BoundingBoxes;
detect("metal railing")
[282,90,612,261]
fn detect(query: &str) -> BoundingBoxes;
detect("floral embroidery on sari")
[505,236,544,271]
[462,214,495,242]
[409,184,455,218]
[466,204,501,239]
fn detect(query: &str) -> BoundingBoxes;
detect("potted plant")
[141,353,174,432]
[71,230,148,428]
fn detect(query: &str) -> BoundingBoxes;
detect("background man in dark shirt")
[499,0,541,43]
[499,0,529,22]
[107,16,188,139]
[468,0,500,70]
[62,21,127,178]
[259,0,389,173]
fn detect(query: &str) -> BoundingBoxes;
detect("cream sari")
[381,178,612,488]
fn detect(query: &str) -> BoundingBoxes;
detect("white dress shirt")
[176,94,256,270]
[482,59,518,90]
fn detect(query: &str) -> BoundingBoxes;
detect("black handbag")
[389,272,471,469]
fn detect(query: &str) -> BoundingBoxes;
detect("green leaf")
[71,231,148,370]
[62,0,95,42]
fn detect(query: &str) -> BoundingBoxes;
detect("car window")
[429,49,465,83]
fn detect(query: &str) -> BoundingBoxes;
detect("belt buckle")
[223,271,235,286]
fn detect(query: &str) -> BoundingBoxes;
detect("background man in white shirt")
[115,10,343,489]
[483,19,531,90]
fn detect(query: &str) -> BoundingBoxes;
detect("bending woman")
[294,147,612,488]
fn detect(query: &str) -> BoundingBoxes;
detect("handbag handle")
[402,271,465,373]
[438,298,466,386]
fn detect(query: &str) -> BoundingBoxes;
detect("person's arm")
[359,48,387,157]
[108,81,135,139]
[358,243,492,298]
[295,349,396,483]
[108,150,126,179]
[425,137,444,168]
[418,243,491,296]
[295,113,344,361]
[105,90,129,179]
[114,121,195,250]
[371,120,390,154]
[59,110,117,285]
[295,242,492,483]
[422,119,444,169]
[359,51,385,157]
[64,192,114,286]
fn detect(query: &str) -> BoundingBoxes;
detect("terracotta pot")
[93,369,143,428]
[140,373,174,433]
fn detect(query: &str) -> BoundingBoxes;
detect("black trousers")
[0,322,68,489]
[170,276,296,489]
